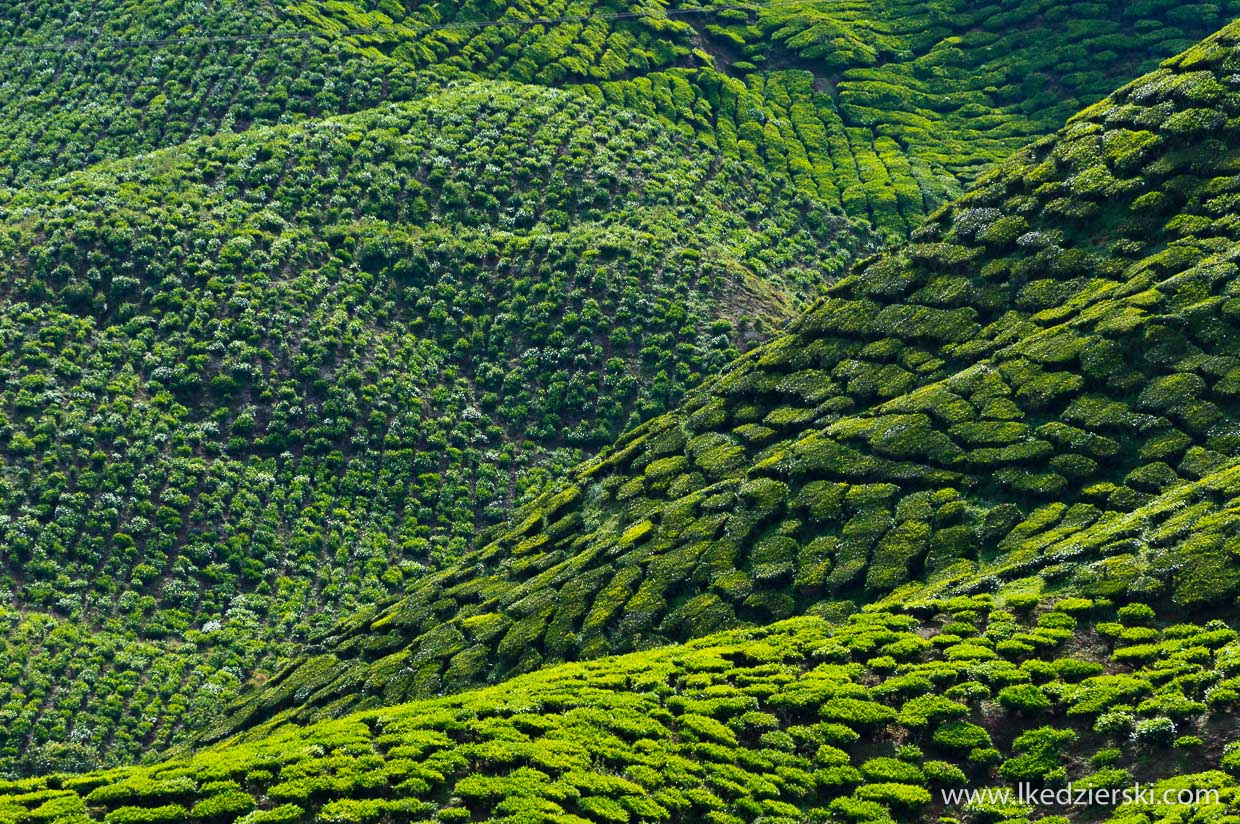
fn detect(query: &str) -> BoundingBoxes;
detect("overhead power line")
[0,1,801,53]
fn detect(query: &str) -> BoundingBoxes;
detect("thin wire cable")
[0,0,802,53]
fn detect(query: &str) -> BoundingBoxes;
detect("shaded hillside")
[215,20,1240,735]
[0,83,861,774]
[0,0,426,191]
[8,594,1240,823]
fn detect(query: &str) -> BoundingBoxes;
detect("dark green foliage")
[0,81,860,771]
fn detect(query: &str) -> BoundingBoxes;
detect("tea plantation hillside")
[0,0,429,191]
[287,0,1240,236]
[0,83,862,774]
[3,0,1238,236]
[3,0,1240,790]
[9,592,1240,824]
[214,20,1240,737]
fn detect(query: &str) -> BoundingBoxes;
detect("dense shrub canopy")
[7,597,1240,823]
[1,0,1240,792]
[285,0,1240,237]
[0,82,861,773]
[219,21,1240,742]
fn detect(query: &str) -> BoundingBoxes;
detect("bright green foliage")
[2,601,1239,824]
[996,684,1053,714]
[221,23,1240,741]
[3,0,1224,239]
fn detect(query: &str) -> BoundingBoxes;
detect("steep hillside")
[288,0,1240,236]
[0,83,860,774]
[216,20,1240,735]
[7,594,1240,823]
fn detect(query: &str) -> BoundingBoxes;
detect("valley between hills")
[0,2,1239,823]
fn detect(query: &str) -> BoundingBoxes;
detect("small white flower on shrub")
[1130,716,1176,745]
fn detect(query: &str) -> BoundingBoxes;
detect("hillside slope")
[214,19,1240,737]
[2,0,1236,236]
[0,0,427,191]
[288,0,1240,236]
[0,83,860,774]
[7,593,1240,823]
[1,0,1238,781]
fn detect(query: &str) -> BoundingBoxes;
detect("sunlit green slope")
[0,82,861,774]
[8,592,1240,823]
[216,20,1240,736]
[2,0,1240,783]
